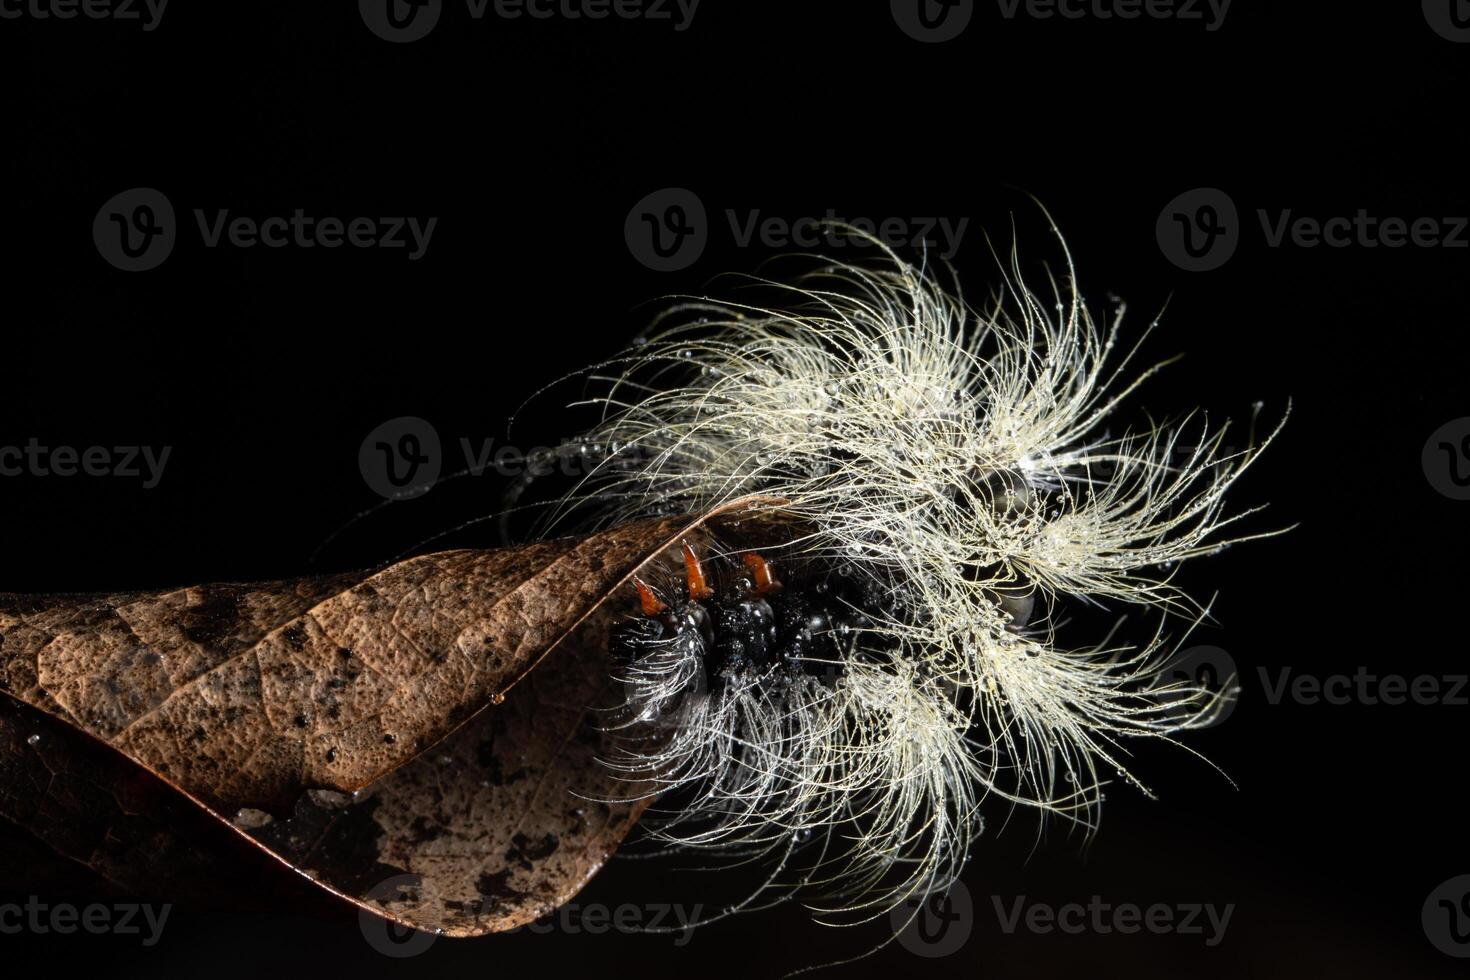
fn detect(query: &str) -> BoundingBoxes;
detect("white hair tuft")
[556,224,1283,928]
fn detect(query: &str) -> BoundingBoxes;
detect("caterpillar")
[534,223,1283,933]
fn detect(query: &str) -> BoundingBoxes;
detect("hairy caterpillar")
[533,224,1282,933]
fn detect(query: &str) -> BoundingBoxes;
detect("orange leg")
[742,552,781,595]
[682,542,715,602]
[633,578,667,617]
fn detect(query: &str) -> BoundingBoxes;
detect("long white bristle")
[562,223,1282,926]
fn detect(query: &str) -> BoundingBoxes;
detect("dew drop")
[26,734,40,747]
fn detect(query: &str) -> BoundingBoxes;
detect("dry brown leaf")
[0,620,643,935]
[0,498,785,934]
[244,619,649,935]
[0,512,703,814]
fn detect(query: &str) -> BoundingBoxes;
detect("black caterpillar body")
[611,548,900,693]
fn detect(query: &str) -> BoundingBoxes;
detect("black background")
[3,2,1467,977]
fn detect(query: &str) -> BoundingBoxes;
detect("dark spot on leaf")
[181,587,243,646]
[477,869,514,897]
[507,832,559,868]
[410,816,443,844]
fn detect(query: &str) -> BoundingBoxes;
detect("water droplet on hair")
[26,734,40,747]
